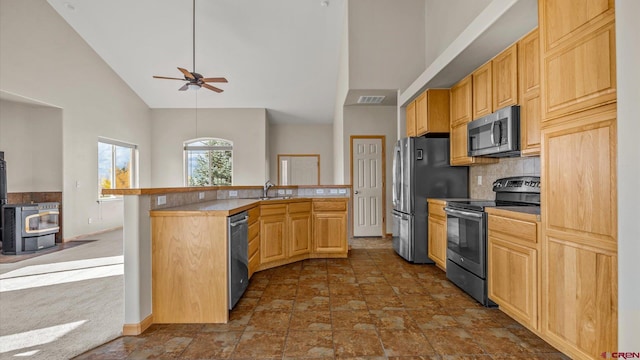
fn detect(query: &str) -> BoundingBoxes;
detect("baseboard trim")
[122,314,153,336]
[63,226,123,242]
[385,233,392,238]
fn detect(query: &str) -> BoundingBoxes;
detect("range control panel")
[492,176,540,193]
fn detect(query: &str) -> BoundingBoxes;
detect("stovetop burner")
[446,199,536,212]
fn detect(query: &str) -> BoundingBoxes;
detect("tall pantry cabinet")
[539,1,617,359]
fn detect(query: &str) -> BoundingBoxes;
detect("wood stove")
[2,202,59,254]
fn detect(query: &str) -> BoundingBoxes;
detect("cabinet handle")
[354,191,360,194]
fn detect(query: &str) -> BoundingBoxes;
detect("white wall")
[150,108,267,187]
[616,0,640,348]
[0,99,63,192]
[333,1,349,185]
[424,0,492,67]
[347,0,426,92]
[343,105,396,234]
[268,123,334,185]
[0,0,152,238]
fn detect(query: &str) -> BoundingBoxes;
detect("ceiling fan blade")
[153,76,186,80]
[203,83,223,93]
[178,67,195,79]
[178,84,189,91]
[202,77,228,83]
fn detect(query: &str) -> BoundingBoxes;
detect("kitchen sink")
[256,196,292,200]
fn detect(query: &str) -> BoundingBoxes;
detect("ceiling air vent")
[357,95,385,104]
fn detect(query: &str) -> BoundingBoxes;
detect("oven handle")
[444,207,483,220]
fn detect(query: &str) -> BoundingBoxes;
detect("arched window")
[184,138,233,186]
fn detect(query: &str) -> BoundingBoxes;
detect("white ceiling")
[46,0,346,124]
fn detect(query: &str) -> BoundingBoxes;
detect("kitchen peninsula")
[103,185,351,335]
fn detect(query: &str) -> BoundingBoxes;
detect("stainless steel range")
[444,176,540,306]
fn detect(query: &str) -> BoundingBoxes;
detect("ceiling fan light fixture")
[187,83,201,91]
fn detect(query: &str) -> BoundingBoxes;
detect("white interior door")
[352,138,383,237]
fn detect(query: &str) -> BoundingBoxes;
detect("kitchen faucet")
[263,180,275,198]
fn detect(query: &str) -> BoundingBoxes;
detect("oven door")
[444,207,486,278]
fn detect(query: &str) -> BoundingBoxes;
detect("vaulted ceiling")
[47,0,346,124]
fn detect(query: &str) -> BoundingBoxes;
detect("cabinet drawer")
[313,200,347,212]
[260,204,287,216]
[248,221,259,242]
[488,214,537,244]
[248,206,260,224]
[288,201,311,214]
[428,202,446,218]
[249,235,259,258]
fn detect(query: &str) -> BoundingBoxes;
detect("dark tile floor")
[74,248,568,359]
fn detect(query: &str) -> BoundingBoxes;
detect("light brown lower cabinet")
[287,201,312,257]
[259,204,287,265]
[257,198,348,271]
[486,208,540,332]
[150,197,348,325]
[312,199,348,255]
[427,199,447,270]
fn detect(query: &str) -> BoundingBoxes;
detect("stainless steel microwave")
[467,105,520,157]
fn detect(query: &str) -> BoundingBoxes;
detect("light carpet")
[0,230,124,360]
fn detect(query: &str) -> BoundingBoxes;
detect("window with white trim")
[184,138,233,186]
[98,138,137,199]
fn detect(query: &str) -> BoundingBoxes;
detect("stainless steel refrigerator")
[391,137,468,263]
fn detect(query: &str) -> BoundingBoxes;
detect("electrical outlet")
[338,189,346,194]
[199,192,205,200]
[229,190,238,197]
[278,189,285,195]
[88,217,92,224]
[330,189,338,194]
[157,195,166,205]
[477,176,482,185]
[315,189,324,194]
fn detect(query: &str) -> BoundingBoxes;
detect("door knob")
[354,191,360,194]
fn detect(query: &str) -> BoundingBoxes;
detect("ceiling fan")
[153,0,227,93]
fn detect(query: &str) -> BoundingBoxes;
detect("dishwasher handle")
[229,216,249,227]
[444,207,483,220]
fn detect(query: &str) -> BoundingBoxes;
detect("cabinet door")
[540,0,616,121]
[450,75,472,126]
[427,215,446,270]
[289,212,311,257]
[492,44,519,111]
[406,100,417,137]
[449,122,470,166]
[313,212,347,254]
[260,215,287,263]
[472,62,492,119]
[519,29,541,156]
[488,236,537,330]
[541,105,617,359]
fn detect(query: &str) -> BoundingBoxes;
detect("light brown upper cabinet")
[450,75,498,166]
[406,100,417,137]
[472,62,493,119]
[415,89,450,136]
[539,0,616,122]
[518,28,541,156]
[492,44,519,111]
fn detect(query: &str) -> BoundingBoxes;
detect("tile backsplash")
[469,157,540,199]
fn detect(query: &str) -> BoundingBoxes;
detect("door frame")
[277,154,320,185]
[349,135,386,238]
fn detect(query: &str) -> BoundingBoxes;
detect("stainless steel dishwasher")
[228,211,249,309]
